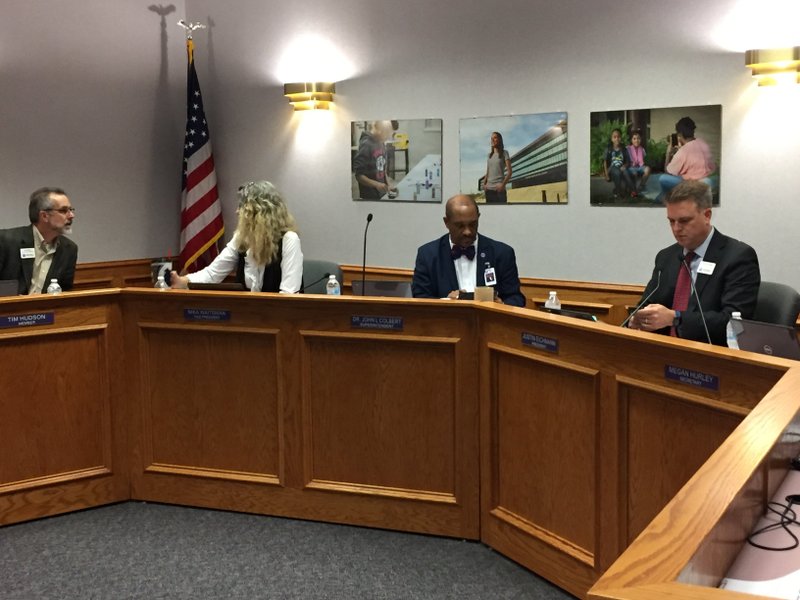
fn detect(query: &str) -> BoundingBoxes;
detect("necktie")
[451,245,475,260]
[670,251,696,337]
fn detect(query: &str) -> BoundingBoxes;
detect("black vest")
[235,241,283,292]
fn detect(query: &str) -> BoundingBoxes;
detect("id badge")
[698,261,716,275]
[484,267,497,286]
[20,247,35,259]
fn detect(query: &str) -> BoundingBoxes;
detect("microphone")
[621,270,661,327]
[680,256,712,344]
[361,213,373,296]
[300,272,330,294]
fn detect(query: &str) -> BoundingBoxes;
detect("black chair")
[302,259,342,294]
[752,281,800,327]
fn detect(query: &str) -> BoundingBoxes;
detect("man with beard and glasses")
[0,187,78,294]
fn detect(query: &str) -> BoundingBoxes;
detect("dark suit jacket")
[0,225,78,294]
[412,234,526,307]
[638,229,759,346]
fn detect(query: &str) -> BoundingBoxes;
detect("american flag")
[179,37,224,273]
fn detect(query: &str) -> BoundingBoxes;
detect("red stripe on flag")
[185,154,216,192]
[180,214,224,272]
[181,185,220,228]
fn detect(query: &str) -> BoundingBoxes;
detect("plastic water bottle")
[326,274,341,296]
[726,311,744,349]
[46,279,62,295]
[544,291,561,310]
[155,275,169,290]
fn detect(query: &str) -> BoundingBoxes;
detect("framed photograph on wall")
[351,119,442,202]
[459,112,568,204]
[589,104,722,206]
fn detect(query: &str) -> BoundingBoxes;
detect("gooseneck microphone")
[680,256,712,344]
[621,270,661,328]
[300,272,330,294]
[361,213,373,296]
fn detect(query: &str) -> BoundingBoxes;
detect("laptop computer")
[0,280,18,297]
[737,319,800,360]
[351,280,413,298]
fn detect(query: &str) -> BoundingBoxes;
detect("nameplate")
[664,364,719,391]
[522,332,558,353]
[0,312,54,329]
[351,315,404,331]
[184,308,231,322]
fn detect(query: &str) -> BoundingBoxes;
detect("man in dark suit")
[412,194,525,307]
[629,180,759,345]
[0,187,78,294]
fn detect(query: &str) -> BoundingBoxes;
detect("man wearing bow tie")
[412,194,525,306]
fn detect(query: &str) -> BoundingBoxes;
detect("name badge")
[20,247,35,259]
[698,261,716,275]
[484,267,497,287]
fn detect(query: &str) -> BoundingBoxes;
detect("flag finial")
[177,20,206,40]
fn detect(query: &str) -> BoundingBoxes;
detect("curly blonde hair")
[234,181,297,266]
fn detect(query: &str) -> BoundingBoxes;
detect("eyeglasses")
[46,207,76,215]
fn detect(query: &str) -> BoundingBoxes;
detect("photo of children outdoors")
[589,105,721,206]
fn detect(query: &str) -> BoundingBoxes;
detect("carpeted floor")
[0,502,576,599]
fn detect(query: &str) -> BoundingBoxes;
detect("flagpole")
[176,19,224,274]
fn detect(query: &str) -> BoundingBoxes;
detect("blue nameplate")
[184,308,231,322]
[522,332,558,353]
[0,311,54,329]
[664,364,719,391]
[351,315,404,331]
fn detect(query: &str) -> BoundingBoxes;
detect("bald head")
[445,194,479,219]
[444,195,480,248]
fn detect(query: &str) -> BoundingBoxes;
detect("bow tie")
[451,245,475,260]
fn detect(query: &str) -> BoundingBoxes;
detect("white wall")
[2,0,798,289]
[0,0,187,261]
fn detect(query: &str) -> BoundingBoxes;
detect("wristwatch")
[673,310,682,328]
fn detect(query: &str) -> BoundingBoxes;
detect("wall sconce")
[283,82,336,110]
[745,47,800,86]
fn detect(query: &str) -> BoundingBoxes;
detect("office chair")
[752,281,800,327]
[302,259,343,294]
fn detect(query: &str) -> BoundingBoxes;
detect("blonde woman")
[170,181,303,292]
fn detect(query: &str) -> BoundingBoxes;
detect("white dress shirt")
[187,231,303,293]
[450,234,478,293]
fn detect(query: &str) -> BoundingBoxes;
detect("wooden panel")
[0,291,127,525]
[302,333,458,498]
[139,325,281,483]
[491,350,598,560]
[622,383,742,543]
[0,328,111,488]
[589,367,800,600]
[3,287,799,600]
[123,291,480,539]
[73,258,153,290]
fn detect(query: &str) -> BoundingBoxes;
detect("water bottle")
[326,274,341,296]
[544,291,561,310]
[726,311,744,349]
[155,275,169,290]
[46,279,62,295]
